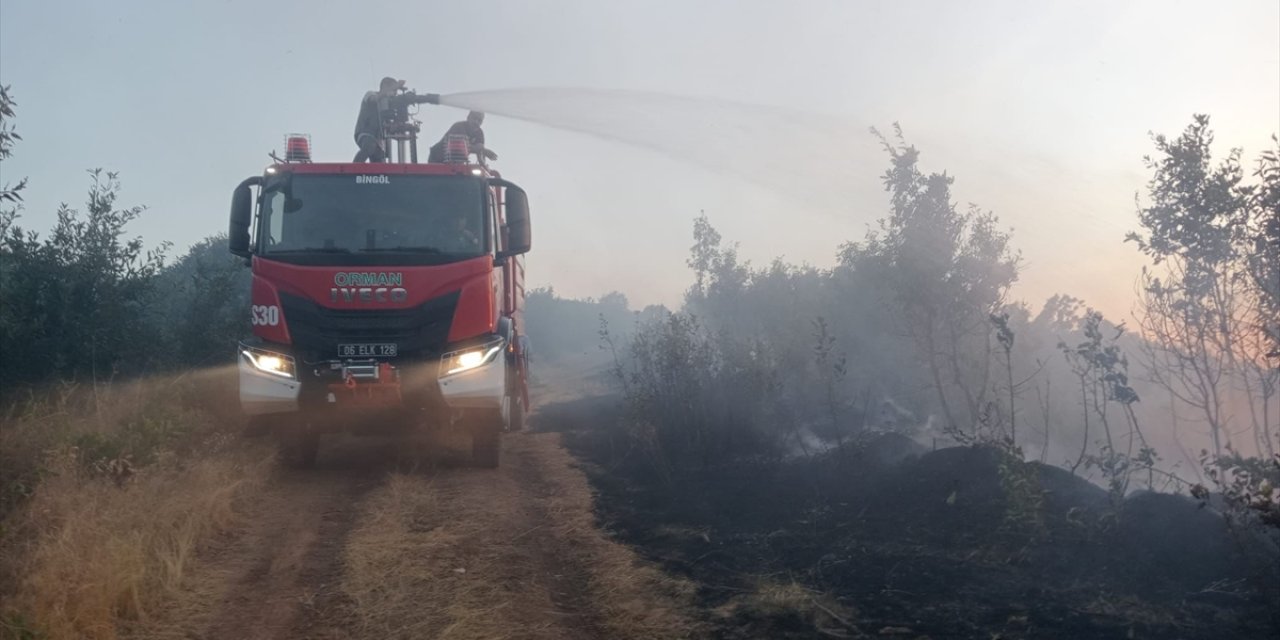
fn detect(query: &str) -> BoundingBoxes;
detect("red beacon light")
[443,134,469,164]
[284,134,312,162]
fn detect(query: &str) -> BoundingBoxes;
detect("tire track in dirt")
[330,434,602,639]
[199,474,376,639]
[335,431,699,640]
[132,429,695,640]
[503,432,698,640]
[500,435,612,639]
[188,441,395,640]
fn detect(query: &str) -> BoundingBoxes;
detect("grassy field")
[0,368,701,640]
[0,367,273,640]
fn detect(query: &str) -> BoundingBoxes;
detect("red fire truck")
[227,113,531,469]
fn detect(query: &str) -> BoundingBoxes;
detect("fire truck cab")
[228,132,531,468]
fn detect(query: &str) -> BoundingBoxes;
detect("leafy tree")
[152,235,251,367]
[1059,311,1156,499]
[3,89,174,388]
[525,287,642,364]
[0,85,28,242]
[1,171,168,389]
[990,311,1017,443]
[1129,115,1276,459]
[685,211,750,325]
[839,125,1019,440]
[0,85,253,389]
[1246,137,1280,359]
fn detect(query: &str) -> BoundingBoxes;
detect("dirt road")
[133,429,697,640]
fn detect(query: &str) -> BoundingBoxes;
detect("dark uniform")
[353,86,440,163]
[353,91,390,162]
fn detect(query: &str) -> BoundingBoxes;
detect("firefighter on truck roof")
[428,111,498,164]
[352,77,440,163]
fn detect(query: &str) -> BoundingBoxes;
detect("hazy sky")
[1,0,1276,319]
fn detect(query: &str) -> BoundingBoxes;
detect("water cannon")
[384,87,440,127]
[415,90,442,106]
[379,86,442,163]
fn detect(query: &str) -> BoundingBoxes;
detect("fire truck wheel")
[506,372,526,433]
[471,419,501,468]
[279,428,319,469]
[508,396,526,433]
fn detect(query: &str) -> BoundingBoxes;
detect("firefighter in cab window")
[428,111,498,163]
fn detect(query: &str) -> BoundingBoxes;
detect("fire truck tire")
[506,370,526,433]
[508,396,526,433]
[471,419,501,468]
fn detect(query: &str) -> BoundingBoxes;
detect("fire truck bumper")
[238,355,301,415]
[437,340,507,411]
[236,336,508,417]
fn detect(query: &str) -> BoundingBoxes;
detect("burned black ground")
[535,395,1279,640]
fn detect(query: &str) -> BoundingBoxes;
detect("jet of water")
[434,88,1143,311]
[437,87,883,210]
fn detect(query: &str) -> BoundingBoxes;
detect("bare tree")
[1134,260,1236,457]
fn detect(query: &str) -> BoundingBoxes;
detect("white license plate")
[339,343,398,357]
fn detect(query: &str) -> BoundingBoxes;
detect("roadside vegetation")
[0,86,270,640]
[552,117,1280,637]
[0,373,273,640]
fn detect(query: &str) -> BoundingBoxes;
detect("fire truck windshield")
[256,174,488,266]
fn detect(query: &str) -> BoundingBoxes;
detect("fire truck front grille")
[277,290,459,360]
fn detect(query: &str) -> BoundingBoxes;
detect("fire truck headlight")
[441,338,505,377]
[241,348,297,379]
[257,355,285,371]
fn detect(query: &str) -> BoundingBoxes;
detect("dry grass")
[717,580,858,638]
[0,366,243,516]
[0,367,272,640]
[532,435,701,639]
[340,432,700,640]
[340,473,474,637]
[1,380,700,639]
[2,450,273,640]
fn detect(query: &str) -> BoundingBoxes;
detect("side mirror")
[229,176,262,258]
[499,182,532,256]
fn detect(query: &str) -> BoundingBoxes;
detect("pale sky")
[1,0,1277,319]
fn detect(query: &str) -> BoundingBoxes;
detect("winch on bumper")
[238,335,508,416]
